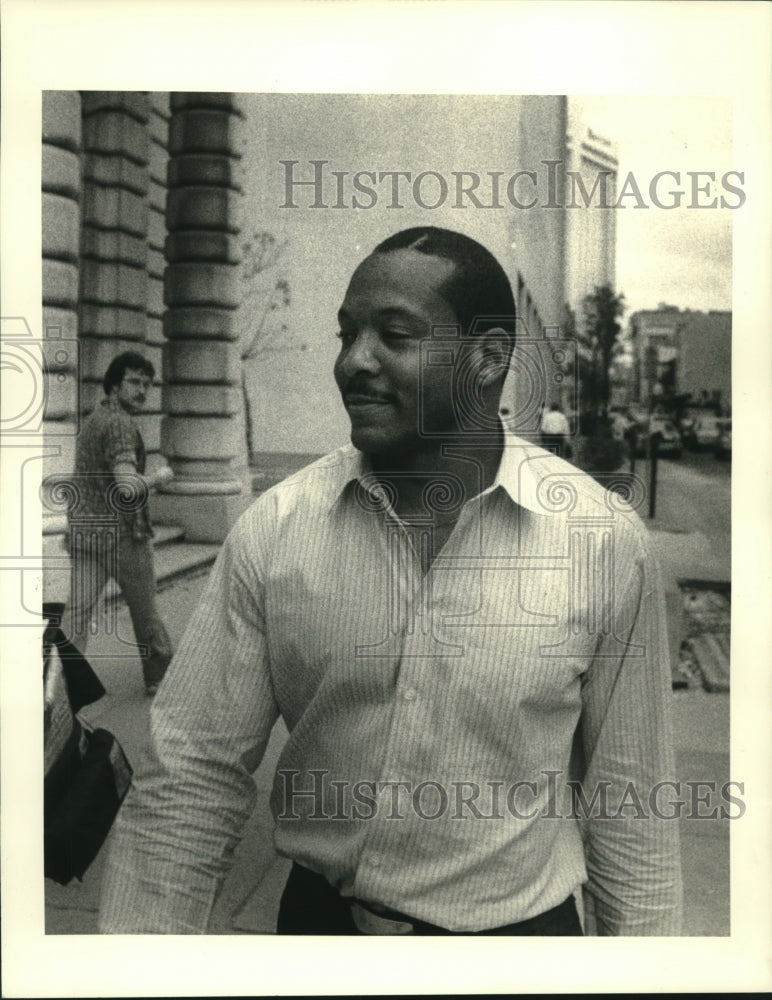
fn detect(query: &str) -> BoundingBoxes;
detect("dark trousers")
[65,529,173,687]
[277,863,583,936]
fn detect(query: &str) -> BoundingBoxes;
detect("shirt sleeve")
[577,525,683,936]
[98,506,280,933]
[101,408,139,469]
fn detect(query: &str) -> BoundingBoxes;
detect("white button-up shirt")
[99,435,682,934]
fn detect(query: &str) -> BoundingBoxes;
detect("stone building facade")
[42,91,251,602]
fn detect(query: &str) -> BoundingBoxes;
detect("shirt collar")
[485,430,550,515]
[328,427,550,517]
[102,395,124,414]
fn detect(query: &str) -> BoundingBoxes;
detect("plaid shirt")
[67,396,154,542]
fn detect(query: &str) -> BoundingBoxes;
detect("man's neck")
[369,428,504,520]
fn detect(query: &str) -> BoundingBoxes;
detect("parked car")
[678,405,706,436]
[714,418,732,460]
[632,415,682,458]
[610,410,633,441]
[626,406,649,430]
[649,416,682,458]
[683,410,721,450]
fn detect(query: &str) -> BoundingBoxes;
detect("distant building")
[629,306,681,405]
[504,98,618,426]
[629,305,731,411]
[564,114,618,333]
[677,310,732,411]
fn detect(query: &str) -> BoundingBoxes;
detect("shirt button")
[403,688,417,701]
[368,853,381,868]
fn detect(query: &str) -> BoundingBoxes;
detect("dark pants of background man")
[65,527,173,689]
[276,863,583,936]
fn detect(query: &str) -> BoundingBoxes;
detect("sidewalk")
[45,465,731,937]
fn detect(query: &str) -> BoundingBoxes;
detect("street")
[678,448,731,481]
[630,452,730,580]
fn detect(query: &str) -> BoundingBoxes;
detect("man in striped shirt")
[100,228,682,935]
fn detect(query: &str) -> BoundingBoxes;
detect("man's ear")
[472,327,511,387]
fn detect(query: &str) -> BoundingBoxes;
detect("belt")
[349,894,580,936]
[350,899,416,935]
[280,863,581,935]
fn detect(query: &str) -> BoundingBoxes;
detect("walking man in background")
[64,351,174,697]
[100,228,681,935]
[540,401,572,459]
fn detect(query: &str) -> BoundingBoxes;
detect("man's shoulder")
[237,445,358,526]
[267,445,358,497]
[516,440,649,545]
[82,399,136,436]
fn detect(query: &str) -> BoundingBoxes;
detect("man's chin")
[349,425,406,457]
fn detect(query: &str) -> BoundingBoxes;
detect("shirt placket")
[353,499,470,893]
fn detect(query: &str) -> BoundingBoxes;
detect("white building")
[502,98,619,428]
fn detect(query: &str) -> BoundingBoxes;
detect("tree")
[558,302,578,409]
[238,231,292,461]
[581,284,626,414]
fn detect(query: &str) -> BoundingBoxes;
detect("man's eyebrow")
[337,305,423,323]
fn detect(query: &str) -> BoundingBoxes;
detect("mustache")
[341,380,395,401]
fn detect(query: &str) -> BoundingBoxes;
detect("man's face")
[112,368,151,414]
[334,249,464,457]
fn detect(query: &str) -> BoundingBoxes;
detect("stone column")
[42,91,83,598]
[42,89,82,459]
[79,92,151,413]
[153,93,250,543]
[144,93,172,479]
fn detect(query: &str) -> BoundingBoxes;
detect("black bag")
[43,607,133,885]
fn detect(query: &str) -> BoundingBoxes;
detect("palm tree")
[581,284,626,413]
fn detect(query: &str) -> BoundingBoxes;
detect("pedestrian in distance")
[540,401,572,460]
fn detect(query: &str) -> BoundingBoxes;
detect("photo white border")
[2,1,771,995]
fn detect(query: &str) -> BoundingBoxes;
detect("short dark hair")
[103,352,155,395]
[372,227,517,347]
